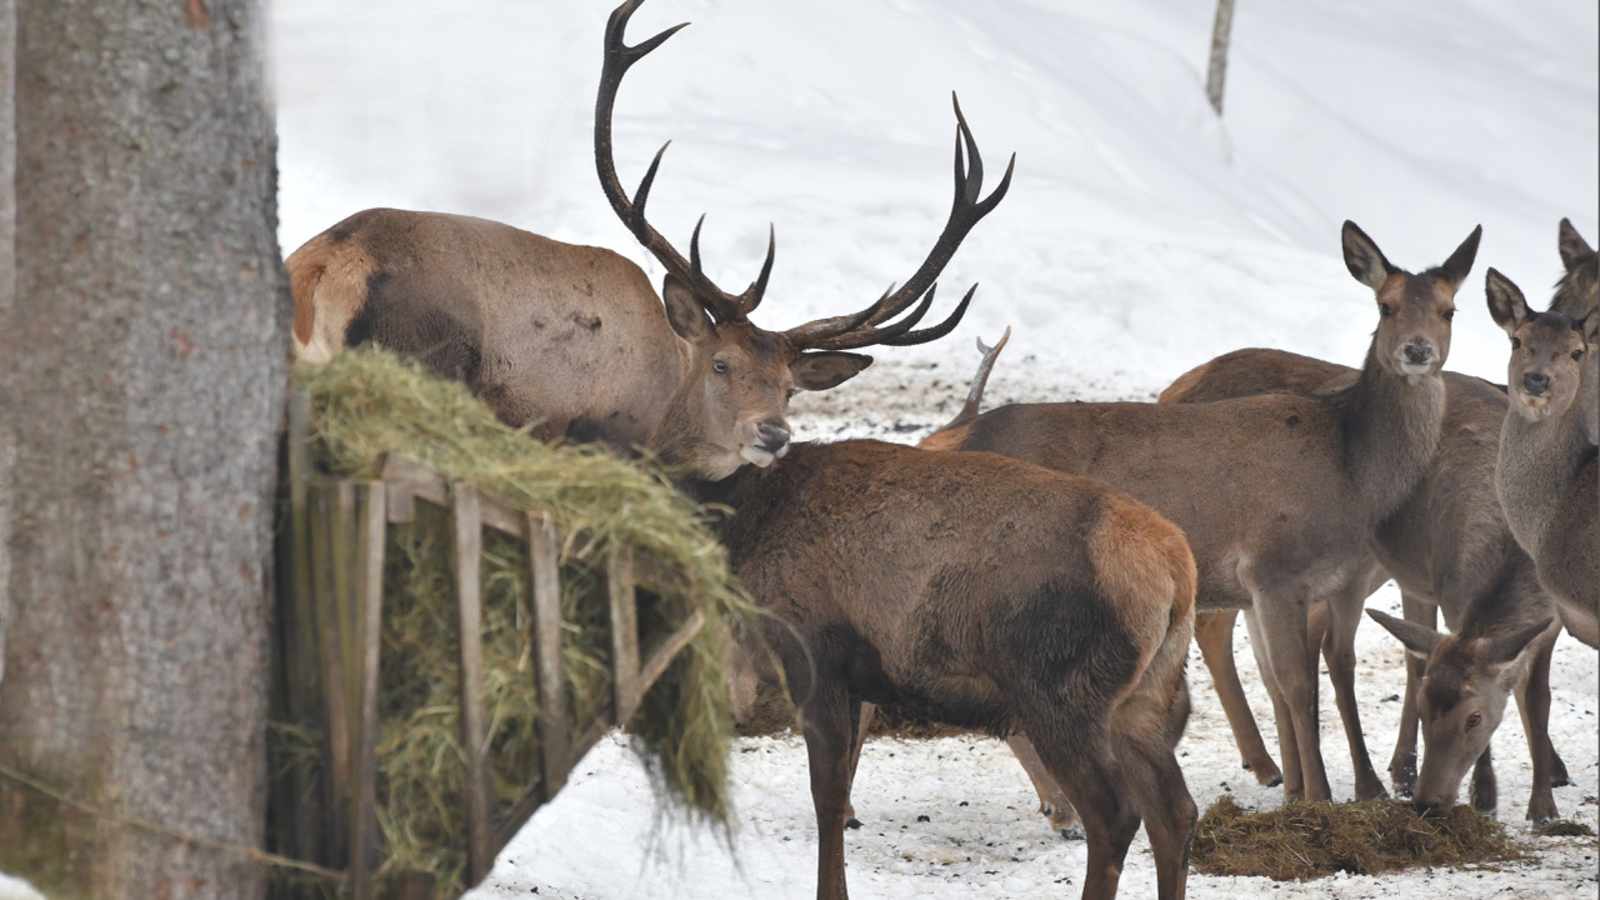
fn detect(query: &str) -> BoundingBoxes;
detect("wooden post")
[281,389,327,870]
[348,482,386,900]
[451,483,494,885]
[308,483,351,865]
[525,513,568,802]
[607,550,640,725]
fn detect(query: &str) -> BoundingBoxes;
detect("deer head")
[1554,217,1598,319]
[596,0,1013,479]
[1367,610,1551,816]
[1486,268,1595,422]
[1341,220,1481,379]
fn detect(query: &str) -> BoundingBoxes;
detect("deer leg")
[1007,732,1082,838]
[1253,593,1332,802]
[1023,724,1140,900]
[841,701,875,828]
[1516,635,1560,822]
[1195,608,1282,786]
[1388,593,1434,798]
[1323,586,1386,801]
[1245,608,1304,799]
[1469,746,1497,815]
[800,687,856,900]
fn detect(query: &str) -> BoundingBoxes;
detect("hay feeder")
[268,390,705,898]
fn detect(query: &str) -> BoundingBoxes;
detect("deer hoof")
[1389,754,1418,798]
[845,817,863,830]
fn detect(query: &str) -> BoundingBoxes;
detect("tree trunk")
[1205,0,1236,116]
[0,1,287,898]
[0,0,14,689]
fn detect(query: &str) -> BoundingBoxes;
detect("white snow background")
[7,2,1596,900]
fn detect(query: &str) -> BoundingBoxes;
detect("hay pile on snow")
[1192,795,1529,880]
[282,348,752,896]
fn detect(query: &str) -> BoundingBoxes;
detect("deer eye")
[712,359,730,375]
[1465,712,1482,730]
[1510,337,1521,350]
[1573,348,1585,361]
[1442,308,1455,321]
[1379,303,1394,318]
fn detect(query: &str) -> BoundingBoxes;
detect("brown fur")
[1488,268,1599,649]
[1162,346,1568,821]
[703,440,1197,900]
[925,221,1481,805]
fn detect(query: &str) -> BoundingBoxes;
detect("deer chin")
[1514,393,1553,419]
[740,445,779,468]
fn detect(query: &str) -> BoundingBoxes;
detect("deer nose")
[1523,371,1551,396]
[1403,341,1434,366]
[755,420,791,453]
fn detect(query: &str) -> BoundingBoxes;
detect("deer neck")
[1497,393,1593,559]
[1337,342,1447,522]
[644,345,702,469]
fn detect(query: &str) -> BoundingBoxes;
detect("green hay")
[1192,795,1530,881]
[284,348,753,896]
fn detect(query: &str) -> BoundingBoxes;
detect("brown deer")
[921,220,1481,803]
[1488,268,1598,649]
[1160,348,1568,821]
[286,0,1013,481]
[1554,217,1598,443]
[707,438,1197,900]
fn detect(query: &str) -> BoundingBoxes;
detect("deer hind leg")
[1388,592,1435,797]
[1195,608,1283,786]
[842,701,876,828]
[1516,633,1561,822]
[1022,720,1140,900]
[1322,584,1387,800]
[799,685,857,900]
[1469,746,1497,815]
[1006,732,1082,838]
[1251,592,1333,802]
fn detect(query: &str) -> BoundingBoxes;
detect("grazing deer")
[1488,268,1598,649]
[286,0,1013,481]
[707,439,1197,900]
[921,221,1481,803]
[1161,348,1569,821]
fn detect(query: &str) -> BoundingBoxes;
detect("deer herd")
[285,3,1598,898]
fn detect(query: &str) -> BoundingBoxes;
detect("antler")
[595,0,774,324]
[784,93,1015,351]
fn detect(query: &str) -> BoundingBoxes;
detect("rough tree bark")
[1205,0,1236,116]
[0,0,14,688]
[0,1,288,898]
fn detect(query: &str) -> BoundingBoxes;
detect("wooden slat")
[281,388,326,866]
[493,704,615,853]
[607,550,641,725]
[636,609,706,696]
[308,484,351,865]
[385,480,416,525]
[382,456,524,535]
[349,482,386,900]
[526,513,569,803]
[451,483,494,886]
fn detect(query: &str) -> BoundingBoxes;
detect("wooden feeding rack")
[269,390,706,898]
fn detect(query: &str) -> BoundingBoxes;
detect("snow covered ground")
[14,2,1593,899]
[274,1,1596,899]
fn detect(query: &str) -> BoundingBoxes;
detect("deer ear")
[1559,218,1593,273]
[663,274,713,342]
[792,352,872,391]
[1366,609,1442,661]
[1484,268,1530,338]
[1478,619,1551,667]
[1342,221,1396,290]
[1435,224,1484,288]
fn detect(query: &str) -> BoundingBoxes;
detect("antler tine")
[783,93,1012,350]
[880,283,979,346]
[595,0,773,324]
[806,283,942,352]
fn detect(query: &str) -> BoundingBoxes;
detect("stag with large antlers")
[286,0,1012,480]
